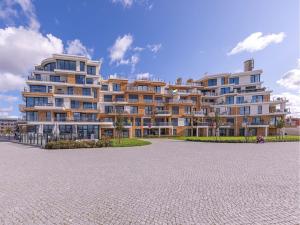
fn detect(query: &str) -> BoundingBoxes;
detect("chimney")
[244,59,254,72]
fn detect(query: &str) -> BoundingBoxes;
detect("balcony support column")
[265,127,268,137]
[159,127,161,137]
[206,127,209,137]
[196,127,199,137]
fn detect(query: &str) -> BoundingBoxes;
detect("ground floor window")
[103,129,113,137]
[135,129,141,137]
[77,125,99,139]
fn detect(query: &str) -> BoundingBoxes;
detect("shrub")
[45,138,112,149]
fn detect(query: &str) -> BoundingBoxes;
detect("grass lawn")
[173,135,300,143]
[110,138,152,147]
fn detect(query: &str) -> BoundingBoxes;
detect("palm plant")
[115,113,125,144]
[276,118,285,139]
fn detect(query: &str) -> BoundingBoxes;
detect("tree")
[211,112,221,141]
[115,113,125,144]
[276,118,285,139]
[4,127,13,140]
[243,116,250,143]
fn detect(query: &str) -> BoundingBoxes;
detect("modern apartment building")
[0,118,18,135]
[20,55,289,139]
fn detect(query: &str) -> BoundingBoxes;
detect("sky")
[0,0,299,117]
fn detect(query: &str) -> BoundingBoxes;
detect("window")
[75,75,85,84]
[252,95,263,103]
[26,112,38,121]
[101,84,108,91]
[46,112,51,121]
[87,65,96,75]
[26,97,48,107]
[172,106,179,115]
[185,106,192,114]
[115,95,125,102]
[80,61,85,71]
[220,87,230,95]
[67,87,73,95]
[129,94,138,102]
[50,75,61,82]
[44,62,56,71]
[86,78,93,84]
[225,96,234,104]
[35,74,41,80]
[93,89,97,98]
[236,96,244,104]
[258,105,262,114]
[154,86,161,93]
[221,77,225,85]
[229,77,239,85]
[83,102,97,110]
[215,108,220,114]
[82,88,91,96]
[29,85,46,92]
[104,95,112,102]
[48,86,52,93]
[208,79,217,86]
[55,98,64,107]
[113,83,121,91]
[59,125,73,134]
[135,118,141,126]
[239,106,250,115]
[130,106,138,114]
[143,95,153,102]
[104,106,114,113]
[144,106,153,115]
[71,100,80,109]
[191,96,197,103]
[57,60,76,71]
[252,117,261,124]
[250,74,260,83]
[115,106,124,113]
[171,118,178,126]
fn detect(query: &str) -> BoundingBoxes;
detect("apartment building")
[0,118,18,135]
[20,55,289,139]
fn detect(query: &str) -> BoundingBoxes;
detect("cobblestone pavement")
[0,140,299,225]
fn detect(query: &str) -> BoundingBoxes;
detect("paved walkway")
[0,140,299,225]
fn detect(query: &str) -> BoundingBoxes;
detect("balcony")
[128,99,139,103]
[126,87,154,93]
[143,99,154,104]
[153,122,173,127]
[28,76,68,83]
[193,111,205,116]
[155,110,171,116]
[194,122,209,126]
[166,99,193,104]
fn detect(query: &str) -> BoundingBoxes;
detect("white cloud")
[0,0,40,30]
[130,54,139,72]
[277,59,300,90]
[111,0,133,8]
[109,34,133,64]
[133,46,144,52]
[147,43,162,53]
[0,73,25,92]
[273,92,300,117]
[228,32,286,55]
[66,39,93,59]
[136,72,151,80]
[0,26,63,75]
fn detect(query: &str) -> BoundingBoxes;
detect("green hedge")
[184,136,300,143]
[111,138,151,147]
[45,138,111,149]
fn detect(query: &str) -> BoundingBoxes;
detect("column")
[196,127,199,137]
[206,127,209,137]
[265,127,268,137]
[159,127,161,137]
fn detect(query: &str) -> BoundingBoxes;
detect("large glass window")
[83,102,97,110]
[130,106,138,114]
[55,98,64,107]
[101,84,108,91]
[57,60,76,71]
[252,95,263,103]
[208,79,217,86]
[80,61,85,71]
[115,106,124,113]
[67,87,73,95]
[154,86,161,93]
[229,77,239,85]
[129,94,138,102]
[250,74,260,83]
[29,85,46,93]
[105,106,114,113]
[143,95,153,103]
[220,87,230,95]
[46,112,51,121]
[252,117,261,124]
[172,106,179,115]
[221,77,225,85]
[26,111,38,121]
[225,96,234,104]
[104,95,112,102]
[86,78,93,84]
[144,106,153,115]
[87,65,96,75]
[50,75,61,82]
[44,62,56,71]
[258,105,262,114]
[54,113,66,121]
[26,97,48,107]
[236,96,244,104]
[113,83,121,91]
[239,106,250,115]
[82,88,91,96]
[71,100,80,109]
[75,75,85,84]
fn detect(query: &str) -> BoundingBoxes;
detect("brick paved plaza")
[0,140,299,225]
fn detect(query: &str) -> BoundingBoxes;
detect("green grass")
[172,135,300,143]
[110,138,152,147]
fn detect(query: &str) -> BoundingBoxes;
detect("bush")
[45,138,112,149]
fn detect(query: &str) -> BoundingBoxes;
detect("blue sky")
[0,0,299,117]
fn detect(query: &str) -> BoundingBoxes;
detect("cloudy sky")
[0,0,299,117]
